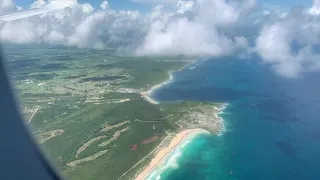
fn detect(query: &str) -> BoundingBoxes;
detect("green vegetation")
[5,46,219,180]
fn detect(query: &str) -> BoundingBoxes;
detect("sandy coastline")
[140,73,174,104]
[140,59,197,105]
[135,128,209,180]
[136,57,225,179]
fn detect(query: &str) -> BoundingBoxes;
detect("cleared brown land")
[141,135,160,144]
[98,127,130,147]
[75,135,107,158]
[37,129,64,144]
[101,121,130,132]
[67,150,108,167]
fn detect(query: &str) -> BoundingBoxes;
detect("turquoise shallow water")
[158,134,225,180]
[146,133,208,180]
[150,56,320,180]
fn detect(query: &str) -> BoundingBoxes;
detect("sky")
[1,0,320,78]
[13,0,152,12]
[12,0,314,12]
[258,0,312,7]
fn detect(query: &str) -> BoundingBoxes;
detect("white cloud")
[2,0,320,78]
[1,21,40,44]
[30,0,47,9]
[67,11,107,49]
[0,0,17,15]
[234,36,249,48]
[256,23,293,63]
[135,0,255,56]
[100,1,110,10]
[130,0,179,5]
[0,0,75,22]
[256,23,301,78]
[309,0,320,15]
[1,0,255,54]
[79,3,94,14]
[255,5,320,78]
[43,30,65,44]
[176,0,194,14]
[0,0,255,57]
[136,18,233,56]
[0,0,147,48]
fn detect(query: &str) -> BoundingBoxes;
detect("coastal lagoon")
[150,56,320,180]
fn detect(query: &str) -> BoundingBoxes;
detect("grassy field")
[5,46,219,180]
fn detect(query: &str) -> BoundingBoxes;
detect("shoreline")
[140,57,210,105]
[214,103,229,136]
[134,128,210,180]
[136,57,227,179]
[140,73,174,104]
[140,59,196,105]
[133,102,229,180]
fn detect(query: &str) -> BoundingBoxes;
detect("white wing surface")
[0,0,75,22]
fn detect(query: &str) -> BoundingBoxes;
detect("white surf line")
[28,107,39,124]
[117,133,171,180]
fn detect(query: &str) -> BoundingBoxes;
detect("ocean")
[149,56,320,180]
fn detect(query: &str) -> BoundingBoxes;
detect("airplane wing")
[0,2,75,179]
[0,47,62,179]
[0,0,75,22]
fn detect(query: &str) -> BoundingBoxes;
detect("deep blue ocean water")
[150,56,320,180]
